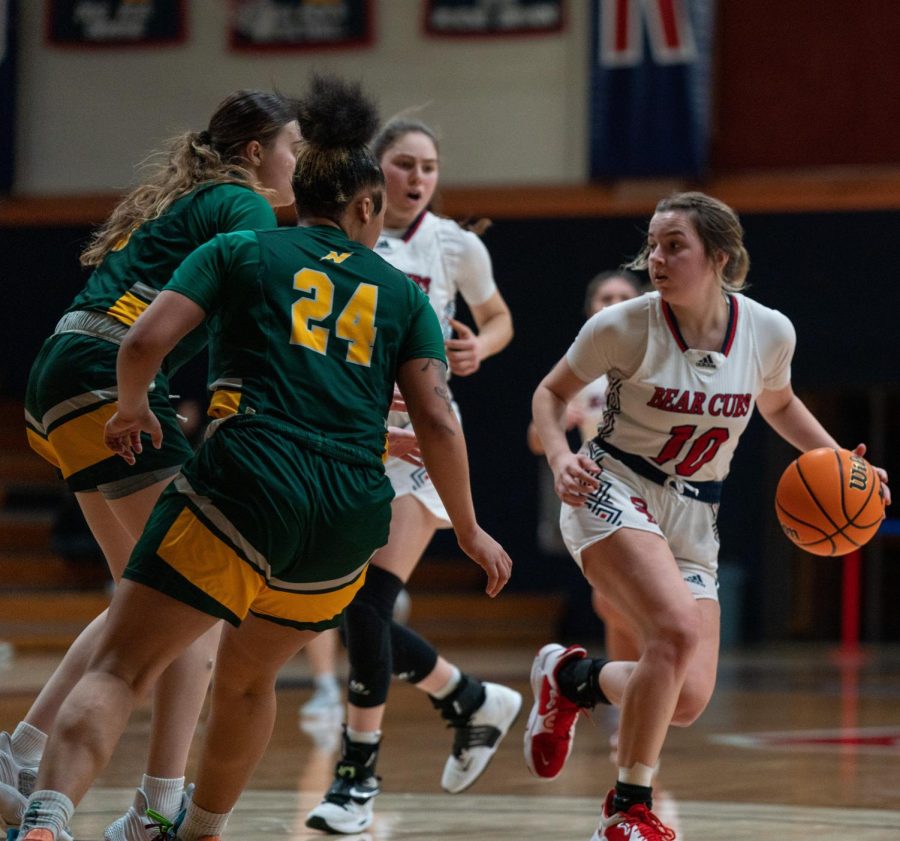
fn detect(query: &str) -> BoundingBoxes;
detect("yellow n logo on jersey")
[321,251,352,264]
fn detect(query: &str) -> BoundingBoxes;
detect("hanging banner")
[424,0,564,38]
[0,0,14,193]
[230,0,373,51]
[46,0,186,47]
[589,0,716,179]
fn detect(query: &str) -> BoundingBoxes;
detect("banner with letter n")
[0,0,14,193]
[424,0,564,38]
[589,0,716,179]
[46,0,187,47]
[230,0,374,51]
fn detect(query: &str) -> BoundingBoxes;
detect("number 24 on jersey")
[291,267,377,367]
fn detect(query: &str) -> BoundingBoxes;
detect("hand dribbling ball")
[775,447,885,556]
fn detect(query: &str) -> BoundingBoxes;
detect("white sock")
[11,723,46,765]
[314,674,338,691]
[141,774,184,820]
[346,728,381,745]
[618,762,656,788]
[20,789,74,838]
[178,799,229,841]
[429,666,461,700]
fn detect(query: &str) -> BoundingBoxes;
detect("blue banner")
[0,0,14,193]
[589,0,716,179]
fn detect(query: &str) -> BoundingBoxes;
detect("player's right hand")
[551,452,600,507]
[387,426,422,466]
[104,407,163,465]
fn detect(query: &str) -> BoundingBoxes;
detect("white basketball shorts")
[559,446,720,602]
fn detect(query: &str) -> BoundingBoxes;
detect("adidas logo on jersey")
[684,573,707,589]
[696,353,717,369]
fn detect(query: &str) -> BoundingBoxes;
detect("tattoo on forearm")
[435,384,455,419]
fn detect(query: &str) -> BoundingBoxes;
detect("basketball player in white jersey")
[307,117,519,835]
[525,192,890,841]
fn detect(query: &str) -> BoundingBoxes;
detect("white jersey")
[571,375,609,443]
[376,210,497,522]
[375,210,497,336]
[566,292,795,483]
[376,210,497,427]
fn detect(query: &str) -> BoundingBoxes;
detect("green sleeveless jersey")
[166,225,447,463]
[68,182,276,373]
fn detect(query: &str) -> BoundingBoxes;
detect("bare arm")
[104,291,206,463]
[396,356,512,596]
[758,384,891,505]
[756,384,839,452]
[532,357,600,506]
[446,290,513,376]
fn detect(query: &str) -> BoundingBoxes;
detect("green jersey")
[166,224,447,464]
[68,182,276,373]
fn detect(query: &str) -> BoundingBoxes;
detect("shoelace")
[145,808,177,841]
[448,722,498,758]
[326,763,380,805]
[628,804,676,841]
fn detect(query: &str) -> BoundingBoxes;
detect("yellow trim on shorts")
[106,292,149,326]
[45,402,119,477]
[157,506,367,624]
[252,567,368,625]
[208,389,241,419]
[158,507,262,619]
[26,428,60,470]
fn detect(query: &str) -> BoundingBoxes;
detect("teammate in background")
[3,91,302,841]
[15,74,512,841]
[306,116,519,835]
[527,269,644,665]
[526,192,890,841]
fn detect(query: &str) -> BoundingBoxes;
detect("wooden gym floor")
[2,642,899,840]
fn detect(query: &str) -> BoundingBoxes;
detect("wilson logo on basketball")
[849,454,869,490]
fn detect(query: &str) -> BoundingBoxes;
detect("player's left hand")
[852,443,891,507]
[445,318,482,376]
[456,525,513,598]
[104,406,162,465]
[387,426,423,467]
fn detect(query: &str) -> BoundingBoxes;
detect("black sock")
[430,673,486,722]
[339,730,380,775]
[556,656,611,708]
[614,781,653,813]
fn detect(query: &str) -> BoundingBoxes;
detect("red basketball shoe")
[592,788,676,840]
[523,643,588,779]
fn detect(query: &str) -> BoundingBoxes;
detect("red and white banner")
[589,0,716,178]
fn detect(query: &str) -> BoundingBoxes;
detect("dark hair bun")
[298,74,379,150]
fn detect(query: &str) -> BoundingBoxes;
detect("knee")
[344,567,405,707]
[87,652,156,701]
[212,671,276,703]
[644,612,701,672]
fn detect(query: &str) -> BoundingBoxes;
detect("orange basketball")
[775,447,885,556]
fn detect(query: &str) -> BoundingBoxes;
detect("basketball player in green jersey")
[16,75,511,841]
[4,90,301,841]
